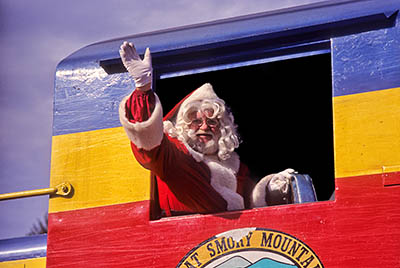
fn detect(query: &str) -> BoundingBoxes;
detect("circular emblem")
[177,228,323,268]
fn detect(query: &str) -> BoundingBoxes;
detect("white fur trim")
[179,140,243,210]
[203,152,244,211]
[119,92,164,150]
[181,83,218,107]
[176,83,222,124]
[185,142,205,163]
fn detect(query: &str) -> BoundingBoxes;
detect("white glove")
[268,168,296,194]
[119,41,153,88]
[251,168,296,208]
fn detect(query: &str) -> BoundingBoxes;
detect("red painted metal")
[383,171,400,187]
[47,173,400,267]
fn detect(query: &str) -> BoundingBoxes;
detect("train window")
[153,51,334,218]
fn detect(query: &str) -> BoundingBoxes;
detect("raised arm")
[118,42,164,151]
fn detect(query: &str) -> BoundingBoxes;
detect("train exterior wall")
[46,1,400,267]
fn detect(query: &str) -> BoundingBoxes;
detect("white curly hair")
[164,97,240,161]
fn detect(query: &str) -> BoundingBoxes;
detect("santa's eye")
[191,119,203,127]
[190,118,219,128]
[206,118,218,127]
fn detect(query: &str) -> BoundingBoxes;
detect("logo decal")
[177,228,323,268]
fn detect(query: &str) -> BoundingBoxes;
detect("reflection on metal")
[0,182,72,201]
[0,234,47,262]
[291,174,318,203]
[159,45,330,79]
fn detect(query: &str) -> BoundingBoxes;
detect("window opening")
[153,51,334,218]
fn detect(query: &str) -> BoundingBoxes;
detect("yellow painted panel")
[333,87,400,178]
[0,257,46,267]
[49,127,151,213]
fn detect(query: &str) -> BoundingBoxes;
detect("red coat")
[121,89,254,216]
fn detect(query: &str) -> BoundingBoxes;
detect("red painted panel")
[47,173,400,268]
[383,171,400,187]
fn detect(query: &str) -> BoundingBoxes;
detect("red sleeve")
[125,89,156,123]
[131,136,228,214]
[124,89,228,214]
[237,163,255,209]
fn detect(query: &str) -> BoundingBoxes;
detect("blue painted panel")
[0,235,47,261]
[53,59,134,136]
[332,14,400,96]
[53,0,400,135]
[53,43,329,136]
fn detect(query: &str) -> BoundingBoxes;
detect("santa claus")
[119,42,295,217]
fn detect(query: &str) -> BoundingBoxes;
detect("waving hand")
[119,41,153,89]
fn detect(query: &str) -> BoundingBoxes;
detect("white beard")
[186,129,219,155]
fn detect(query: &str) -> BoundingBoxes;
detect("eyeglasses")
[190,118,219,128]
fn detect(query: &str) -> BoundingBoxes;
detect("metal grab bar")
[0,182,72,201]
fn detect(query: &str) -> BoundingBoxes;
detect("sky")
[0,0,325,240]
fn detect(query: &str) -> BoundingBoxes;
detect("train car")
[1,0,400,267]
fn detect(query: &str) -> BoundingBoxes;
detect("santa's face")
[187,110,221,155]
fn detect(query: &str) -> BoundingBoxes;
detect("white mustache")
[196,130,214,138]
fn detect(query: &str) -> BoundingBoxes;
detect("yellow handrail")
[0,182,72,201]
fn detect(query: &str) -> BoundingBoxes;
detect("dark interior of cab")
[156,53,334,203]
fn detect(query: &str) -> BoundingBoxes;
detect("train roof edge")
[56,0,399,71]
